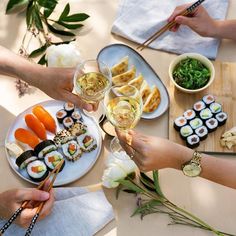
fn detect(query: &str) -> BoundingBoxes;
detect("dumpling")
[128,74,144,90]
[112,66,136,86]
[111,56,129,76]
[140,81,151,104]
[115,84,134,96]
[143,86,161,113]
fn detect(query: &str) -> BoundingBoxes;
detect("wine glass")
[73,59,112,121]
[104,85,143,157]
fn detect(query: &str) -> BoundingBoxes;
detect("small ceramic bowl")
[169,53,215,93]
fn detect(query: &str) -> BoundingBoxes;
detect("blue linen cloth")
[0,187,114,236]
[112,0,229,59]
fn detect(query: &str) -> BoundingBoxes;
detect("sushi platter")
[169,61,236,154]
[5,100,102,186]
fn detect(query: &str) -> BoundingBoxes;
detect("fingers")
[175,16,194,28]
[38,189,54,220]
[15,189,49,203]
[168,5,187,22]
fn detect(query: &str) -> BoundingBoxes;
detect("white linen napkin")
[0,187,114,236]
[112,0,229,59]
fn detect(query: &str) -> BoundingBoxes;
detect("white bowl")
[169,53,215,93]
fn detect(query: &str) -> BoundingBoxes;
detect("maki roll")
[215,112,228,126]
[53,129,74,147]
[203,94,215,106]
[209,102,222,115]
[63,117,74,129]
[16,150,37,169]
[183,109,196,122]
[69,122,87,136]
[189,118,203,130]
[186,134,200,149]
[34,140,57,159]
[180,125,193,140]
[174,116,187,131]
[56,109,67,123]
[44,151,65,171]
[62,140,82,161]
[206,118,218,133]
[195,126,208,141]
[193,101,206,114]
[71,110,83,123]
[64,102,75,115]
[27,160,48,182]
[77,133,97,152]
[200,108,213,122]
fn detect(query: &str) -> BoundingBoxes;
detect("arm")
[168,4,236,41]
[0,45,94,111]
[117,130,236,189]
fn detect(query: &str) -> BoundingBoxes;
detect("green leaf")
[140,175,156,192]
[26,1,33,28]
[117,179,144,193]
[47,23,75,36]
[59,3,70,20]
[140,172,154,184]
[6,0,29,14]
[122,189,137,194]
[153,170,164,197]
[29,44,47,58]
[56,21,83,30]
[32,8,43,30]
[61,13,89,22]
[38,0,58,18]
[52,38,76,45]
[38,54,47,65]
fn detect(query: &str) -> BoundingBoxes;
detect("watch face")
[183,162,201,177]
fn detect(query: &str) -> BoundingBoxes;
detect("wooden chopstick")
[137,0,206,51]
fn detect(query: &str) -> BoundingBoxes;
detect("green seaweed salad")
[173,57,211,90]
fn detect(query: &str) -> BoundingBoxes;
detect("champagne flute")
[104,85,143,157]
[73,59,112,121]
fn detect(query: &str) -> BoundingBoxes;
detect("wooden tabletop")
[0,0,236,235]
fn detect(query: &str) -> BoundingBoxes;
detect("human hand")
[168,4,217,38]
[117,130,192,172]
[0,187,54,228]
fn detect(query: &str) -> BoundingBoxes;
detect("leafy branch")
[6,0,90,65]
[116,171,235,236]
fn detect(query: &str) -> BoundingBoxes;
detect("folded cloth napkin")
[0,187,114,236]
[112,0,229,59]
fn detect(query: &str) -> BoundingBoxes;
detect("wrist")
[210,20,223,39]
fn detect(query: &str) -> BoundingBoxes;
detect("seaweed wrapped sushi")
[27,160,48,182]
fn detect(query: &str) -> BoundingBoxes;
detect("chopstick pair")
[137,0,206,51]
[0,159,65,236]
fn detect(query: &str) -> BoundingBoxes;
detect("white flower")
[46,44,82,68]
[102,151,137,188]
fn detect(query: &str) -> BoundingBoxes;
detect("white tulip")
[46,44,82,68]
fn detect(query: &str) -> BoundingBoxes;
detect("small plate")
[5,100,102,186]
[97,43,169,119]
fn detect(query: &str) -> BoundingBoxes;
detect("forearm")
[213,20,236,40]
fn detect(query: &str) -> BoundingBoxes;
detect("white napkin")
[0,187,114,236]
[112,0,229,59]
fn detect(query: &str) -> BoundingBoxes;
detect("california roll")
[44,151,65,171]
[62,140,82,161]
[77,133,97,152]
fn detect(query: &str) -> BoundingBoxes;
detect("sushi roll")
[215,112,228,126]
[183,109,196,122]
[202,94,215,106]
[195,126,208,141]
[209,102,222,115]
[71,110,83,123]
[199,108,213,122]
[27,160,48,182]
[63,117,74,129]
[53,129,74,147]
[44,151,65,171]
[34,140,57,159]
[69,122,87,136]
[56,109,67,123]
[77,133,97,152]
[16,150,38,169]
[62,140,82,161]
[174,116,187,131]
[64,102,75,115]
[189,118,203,130]
[180,125,193,140]
[193,101,206,114]
[206,118,218,133]
[186,134,200,149]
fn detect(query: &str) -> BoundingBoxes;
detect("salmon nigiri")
[15,128,40,148]
[25,114,47,140]
[32,106,56,134]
